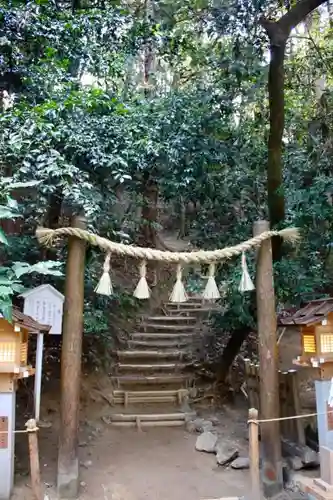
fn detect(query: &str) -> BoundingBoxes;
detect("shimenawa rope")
[36,226,299,301]
[36,227,299,264]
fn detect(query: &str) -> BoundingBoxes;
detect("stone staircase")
[109,298,216,428]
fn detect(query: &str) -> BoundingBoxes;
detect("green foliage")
[0,0,333,360]
[0,177,62,320]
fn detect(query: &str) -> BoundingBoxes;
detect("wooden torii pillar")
[57,215,86,498]
[254,220,283,498]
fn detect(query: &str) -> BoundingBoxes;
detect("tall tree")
[261,0,327,258]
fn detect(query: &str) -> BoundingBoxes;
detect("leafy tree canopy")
[0,0,332,352]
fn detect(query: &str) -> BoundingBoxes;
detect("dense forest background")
[1,0,333,372]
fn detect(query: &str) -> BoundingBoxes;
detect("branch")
[291,35,333,75]
[261,0,327,42]
[278,0,327,35]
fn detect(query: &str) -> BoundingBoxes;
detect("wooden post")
[254,220,283,497]
[290,369,306,445]
[57,215,86,498]
[248,408,260,500]
[34,332,44,422]
[25,419,43,500]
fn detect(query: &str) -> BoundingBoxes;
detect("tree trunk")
[267,40,286,260]
[178,198,186,239]
[328,0,333,25]
[47,188,63,229]
[261,0,327,260]
[215,327,250,383]
[140,175,159,248]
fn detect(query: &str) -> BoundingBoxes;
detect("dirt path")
[13,379,250,500]
[10,322,318,500]
[13,425,250,500]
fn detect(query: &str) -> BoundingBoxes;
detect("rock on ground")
[195,431,218,453]
[301,449,319,468]
[186,418,214,433]
[215,440,239,466]
[231,457,250,470]
[287,456,304,472]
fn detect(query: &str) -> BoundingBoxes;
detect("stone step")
[111,388,188,406]
[128,339,189,349]
[140,323,195,331]
[116,350,183,360]
[117,362,188,372]
[144,315,197,322]
[111,374,190,387]
[132,332,193,340]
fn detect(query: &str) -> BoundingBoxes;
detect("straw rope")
[0,419,39,434]
[248,407,333,425]
[36,227,300,264]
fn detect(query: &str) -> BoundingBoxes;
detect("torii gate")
[36,218,299,498]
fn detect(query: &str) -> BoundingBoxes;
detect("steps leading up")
[109,297,215,427]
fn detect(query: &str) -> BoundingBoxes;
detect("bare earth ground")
[11,324,318,500]
[12,375,251,500]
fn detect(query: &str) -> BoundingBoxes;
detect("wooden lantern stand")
[0,311,49,500]
[291,302,333,499]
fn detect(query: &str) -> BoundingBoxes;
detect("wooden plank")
[128,340,188,349]
[139,323,195,331]
[131,332,193,339]
[112,392,186,403]
[111,374,190,385]
[166,307,214,314]
[116,350,182,359]
[113,389,188,397]
[113,396,179,404]
[144,316,197,322]
[117,363,187,371]
[111,413,186,422]
[111,420,185,428]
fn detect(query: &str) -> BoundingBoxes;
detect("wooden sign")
[327,402,333,431]
[0,416,8,449]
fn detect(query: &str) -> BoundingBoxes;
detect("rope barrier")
[36,226,300,264]
[248,408,333,425]
[0,419,39,434]
[0,429,31,434]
